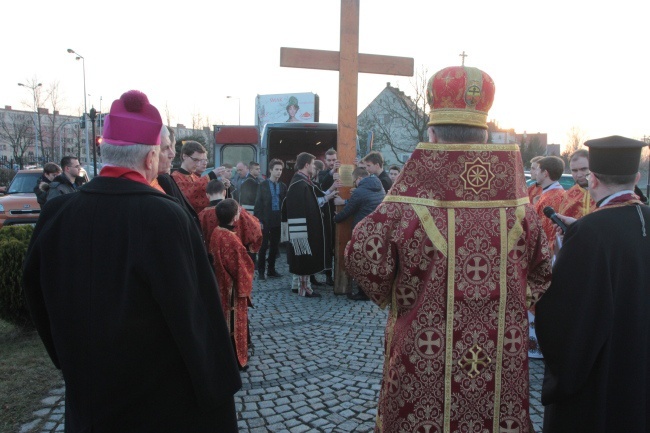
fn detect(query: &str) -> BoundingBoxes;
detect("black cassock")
[23,177,241,432]
[536,199,650,433]
[282,172,332,276]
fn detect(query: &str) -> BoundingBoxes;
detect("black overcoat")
[23,176,241,432]
[536,203,650,433]
[282,172,331,275]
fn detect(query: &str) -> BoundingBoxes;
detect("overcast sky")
[3,0,649,148]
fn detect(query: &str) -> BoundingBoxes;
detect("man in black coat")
[536,135,650,433]
[316,148,340,286]
[45,156,84,202]
[254,158,287,280]
[154,126,202,233]
[362,151,393,193]
[34,162,61,206]
[282,152,338,297]
[23,90,241,433]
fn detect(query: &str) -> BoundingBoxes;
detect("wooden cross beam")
[280,0,414,294]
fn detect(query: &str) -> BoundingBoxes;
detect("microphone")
[543,206,568,234]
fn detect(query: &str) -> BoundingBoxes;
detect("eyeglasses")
[188,156,208,164]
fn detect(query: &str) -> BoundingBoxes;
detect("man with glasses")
[46,156,84,202]
[171,141,224,214]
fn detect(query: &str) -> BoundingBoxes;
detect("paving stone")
[21,260,546,433]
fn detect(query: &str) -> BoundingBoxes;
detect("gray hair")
[101,142,154,170]
[432,125,488,144]
[161,125,170,141]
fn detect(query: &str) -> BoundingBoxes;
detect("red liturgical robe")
[559,184,595,220]
[210,227,255,368]
[534,185,567,251]
[527,183,542,205]
[345,142,552,433]
[171,170,210,215]
[199,204,262,253]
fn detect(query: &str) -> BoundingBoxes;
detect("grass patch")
[0,319,62,433]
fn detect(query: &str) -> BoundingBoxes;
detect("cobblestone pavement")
[20,259,546,433]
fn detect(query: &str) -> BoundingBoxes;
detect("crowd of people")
[21,63,650,433]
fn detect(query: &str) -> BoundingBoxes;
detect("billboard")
[255,92,319,129]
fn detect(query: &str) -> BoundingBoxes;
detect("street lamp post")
[17,82,42,164]
[89,107,98,177]
[226,96,241,125]
[67,48,90,166]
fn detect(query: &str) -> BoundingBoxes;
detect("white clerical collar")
[598,190,636,207]
[541,181,562,194]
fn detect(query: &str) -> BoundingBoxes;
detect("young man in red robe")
[198,179,262,255]
[210,199,255,370]
[345,65,552,433]
[171,141,225,215]
[534,156,567,251]
[559,149,595,219]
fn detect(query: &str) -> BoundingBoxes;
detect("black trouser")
[257,226,281,273]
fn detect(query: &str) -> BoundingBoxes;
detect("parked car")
[0,168,90,228]
[0,169,43,228]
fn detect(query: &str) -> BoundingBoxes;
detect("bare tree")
[562,126,587,158]
[43,81,67,162]
[0,111,36,169]
[18,77,46,161]
[357,66,430,163]
[164,102,173,127]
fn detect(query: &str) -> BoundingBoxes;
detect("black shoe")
[258,273,266,281]
[348,291,370,301]
[325,275,334,286]
[303,291,322,298]
[267,270,283,278]
[291,288,298,293]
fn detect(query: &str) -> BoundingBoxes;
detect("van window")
[222,145,256,167]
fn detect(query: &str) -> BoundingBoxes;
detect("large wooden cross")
[280,0,414,293]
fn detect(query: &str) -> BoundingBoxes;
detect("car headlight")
[0,203,4,212]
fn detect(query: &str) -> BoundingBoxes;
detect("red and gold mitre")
[426,66,495,129]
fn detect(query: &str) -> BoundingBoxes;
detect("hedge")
[0,225,34,328]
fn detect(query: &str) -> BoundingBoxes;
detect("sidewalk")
[20,260,545,432]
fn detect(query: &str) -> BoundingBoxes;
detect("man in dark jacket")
[45,156,84,202]
[334,167,384,228]
[254,158,287,280]
[23,90,241,432]
[362,151,393,193]
[334,167,385,300]
[34,162,61,206]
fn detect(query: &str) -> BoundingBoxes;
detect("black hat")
[584,135,647,176]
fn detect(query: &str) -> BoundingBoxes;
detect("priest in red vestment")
[559,149,595,219]
[210,199,255,370]
[533,156,567,251]
[171,141,224,215]
[198,179,262,255]
[345,65,552,433]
